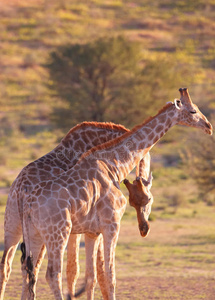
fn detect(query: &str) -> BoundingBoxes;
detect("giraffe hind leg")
[21,241,46,300]
[44,211,72,299]
[0,209,22,300]
[73,234,100,300]
[0,241,20,300]
[22,216,45,300]
[46,237,71,300]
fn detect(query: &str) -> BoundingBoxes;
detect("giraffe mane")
[79,102,174,161]
[63,121,129,141]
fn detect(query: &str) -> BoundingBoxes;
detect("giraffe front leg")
[66,234,81,297]
[84,233,100,300]
[103,224,120,300]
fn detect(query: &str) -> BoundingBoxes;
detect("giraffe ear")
[174,98,182,110]
[141,172,153,189]
[147,172,153,190]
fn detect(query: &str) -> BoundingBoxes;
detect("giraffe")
[0,121,137,299]
[80,153,153,299]
[73,152,152,299]
[123,152,153,238]
[21,88,212,300]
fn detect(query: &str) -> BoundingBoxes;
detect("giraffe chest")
[70,185,127,234]
[70,211,100,235]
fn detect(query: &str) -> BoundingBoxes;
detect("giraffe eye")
[190,110,197,114]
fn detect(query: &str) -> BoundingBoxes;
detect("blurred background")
[0,1,215,298]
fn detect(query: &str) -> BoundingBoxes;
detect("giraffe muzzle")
[204,121,213,135]
[139,220,150,238]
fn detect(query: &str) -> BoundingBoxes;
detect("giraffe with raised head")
[0,121,137,299]
[21,88,212,300]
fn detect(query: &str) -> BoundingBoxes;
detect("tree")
[182,119,215,204]
[47,36,195,130]
[47,36,141,128]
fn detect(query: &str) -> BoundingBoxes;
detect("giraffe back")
[7,122,129,221]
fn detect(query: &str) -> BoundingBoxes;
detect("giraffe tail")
[26,252,36,297]
[74,284,86,297]
[21,243,36,297]
[67,284,86,299]
[20,242,26,264]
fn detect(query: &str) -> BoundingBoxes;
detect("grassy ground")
[1,189,215,299]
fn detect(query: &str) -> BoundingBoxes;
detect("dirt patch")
[115,276,215,300]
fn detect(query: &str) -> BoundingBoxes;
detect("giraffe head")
[123,173,153,238]
[174,88,213,135]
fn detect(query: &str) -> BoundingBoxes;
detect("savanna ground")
[1,178,215,300]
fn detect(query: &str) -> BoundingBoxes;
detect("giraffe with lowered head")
[21,88,212,300]
[73,151,152,299]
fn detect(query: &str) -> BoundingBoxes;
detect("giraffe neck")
[38,122,129,171]
[82,103,177,182]
[135,152,151,179]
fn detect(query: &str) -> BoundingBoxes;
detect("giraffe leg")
[46,234,71,300]
[21,243,46,299]
[66,234,81,297]
[84,233,100,300]
[21,226,44,300]
[103,224,120,300]
[0,238,20,300]
[33,244,46,294]
[45,215,72,300]
[96,234,109,299]
[0,197,22,300]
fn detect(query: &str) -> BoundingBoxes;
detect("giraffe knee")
[86,272,97,290]
[106,275,116,292]
[0,263,7,283]
[46,265,61,286]
[46,265,54,284]
[0,260,11,282]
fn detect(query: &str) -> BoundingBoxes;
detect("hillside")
[0,0,215,200]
